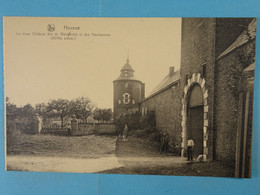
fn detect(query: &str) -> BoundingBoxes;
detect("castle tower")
[113,58,145,118]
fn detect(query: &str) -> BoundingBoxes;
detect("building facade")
[113,18,256,177]
[113,58,145,118]
[141,18,255,177]
[141,67,182,147]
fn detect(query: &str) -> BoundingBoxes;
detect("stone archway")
[181,73,209,161]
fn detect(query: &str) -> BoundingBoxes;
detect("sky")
[4,17,181,109]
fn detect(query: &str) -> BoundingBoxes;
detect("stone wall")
[141,81,182,146]
[215,18,254,57]
[72,123,116,136]
[139,18,255,163]
[113,80,144,118]
[215,40,256,164]
[180,18,216,160]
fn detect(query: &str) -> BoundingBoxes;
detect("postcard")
[4,17,256,178]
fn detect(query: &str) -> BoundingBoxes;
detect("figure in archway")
[187,136,194,161]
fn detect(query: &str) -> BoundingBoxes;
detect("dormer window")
[124,71,128,77]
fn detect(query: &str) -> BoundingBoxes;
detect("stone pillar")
[32,114,42,134]
[181,102,187,157]
[181,125,187,157]
[71,115,78,135]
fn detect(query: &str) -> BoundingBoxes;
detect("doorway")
[187,84,204,158]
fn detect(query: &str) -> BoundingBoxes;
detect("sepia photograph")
[4,17,256,178]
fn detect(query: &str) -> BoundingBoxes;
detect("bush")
[140,111,156,131]
[6,120,18,135]
[6,117,35,135]
[114,111,157,134]
[114,112,142,133]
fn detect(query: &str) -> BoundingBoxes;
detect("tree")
[20,104,35,118]
[5,97,36,134]
[102,108,113,122]
[46,99,70,129]
[6,97,18,121]
[35,103,47,123]
[69,97,95,123]
[93,108,112,123]
[6,98,35,119]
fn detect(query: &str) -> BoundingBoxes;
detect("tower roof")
[120,58,135,72]
[114,58,141,82]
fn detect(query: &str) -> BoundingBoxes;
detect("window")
[185,73,189,85]
[202,63,206,77]
[118,100,121,104]
[124,71,128,77]
[132,99,135,104]
[123,93,130,104]
[125,83,128,88]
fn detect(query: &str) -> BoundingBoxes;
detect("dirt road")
[101,136,235,177]
[7,133,122,172]
[6,133,234,176]
[7,155,123,173]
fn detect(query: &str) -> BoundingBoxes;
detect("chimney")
[169,66,175,77]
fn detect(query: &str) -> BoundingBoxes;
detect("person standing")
[160,133,170,154]
[187,137,194,161]
[67,124,71,136]
[122,124,128,141]
[159,133,166,154]
[164,133,170,154]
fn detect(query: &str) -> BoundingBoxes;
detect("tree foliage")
[6,97,36,134]
[69,97,95,123]
[46,99,70,129]
[6,97,35,119]
[6,97,18,121]
[35,103,47,122]
[230,26,256,99]
[93,108,112,123]
[20,104,35,118]
[6,96,111,131]
[114,111,156,133]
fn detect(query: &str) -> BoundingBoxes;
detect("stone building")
[113,18,256,177]
[141,67,182,146]
[140,18,256,177]
[113,58,145,118]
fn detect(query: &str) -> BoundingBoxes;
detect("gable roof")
[217,18,256,60]
[147,69,180,98]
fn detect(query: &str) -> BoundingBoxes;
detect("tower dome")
[115,58,139,81]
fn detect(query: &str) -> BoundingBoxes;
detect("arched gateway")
[181,73,209,161]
